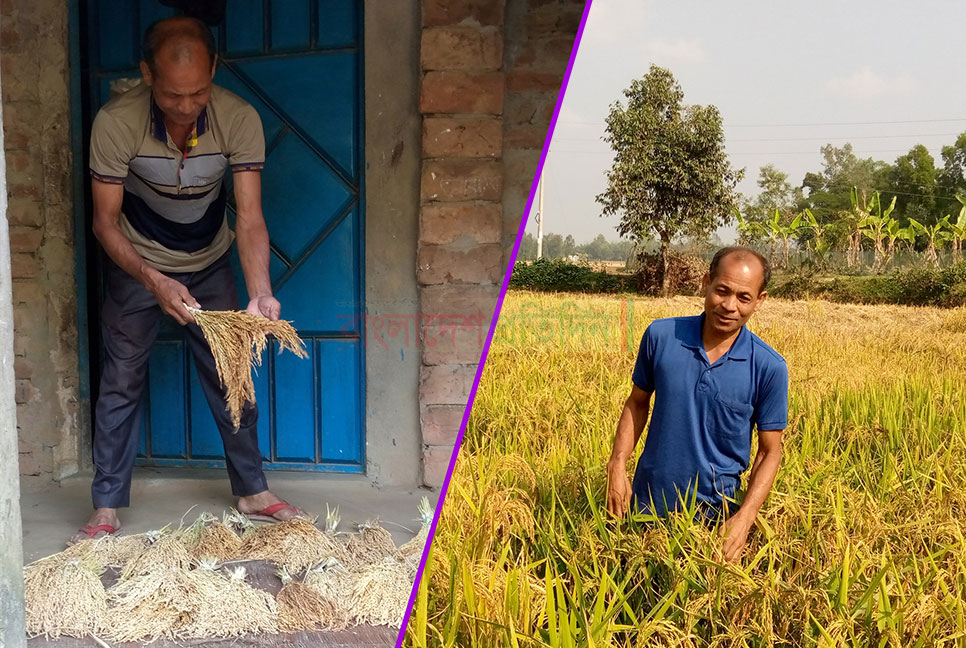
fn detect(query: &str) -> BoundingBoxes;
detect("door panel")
[83,0,365,473]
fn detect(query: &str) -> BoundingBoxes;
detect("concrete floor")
[19,467,435,647]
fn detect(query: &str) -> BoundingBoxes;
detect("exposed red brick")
[423,116,503,159]
[8,225,42,253]
[420,202,503,245]
[423,0,505,27]
[421,405,468,446]
[420,71,504,115]
[421,159,503,202]
[422,445,456,487]
[506,70,564,92]
[419,363,479,406]
[10,252,39,278]
[14,355,32,379]
[421,26,503,71]
[504,124,551,150]
[420,284,497,364]
[417,243,504,285]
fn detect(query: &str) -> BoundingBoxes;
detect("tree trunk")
[660,237,671,297]
[782,238,790,269]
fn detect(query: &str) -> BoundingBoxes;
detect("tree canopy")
[596,65,741,293]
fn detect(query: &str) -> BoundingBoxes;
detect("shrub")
[509,258,631,293]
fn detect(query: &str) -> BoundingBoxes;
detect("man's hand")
[149,275,200,325]
[719,513,754,562]
[605,460,632,519]
[247,295,281,321]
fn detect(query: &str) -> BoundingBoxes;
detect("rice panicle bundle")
[238,518,349,572]
[120,529,191,580]
[398,496,434,565]
[180,512,242,562]
[190,306,307,429]
[276,567,344,633]
[346,557,412,628]
[24,556,107,638]
[343,520,398,569]
[178,562,279,638]
[302,559,353,628]
[103,564,200,643]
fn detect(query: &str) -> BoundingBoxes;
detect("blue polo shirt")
[630,314,788,516]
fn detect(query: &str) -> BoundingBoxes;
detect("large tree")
[597,65,741,294]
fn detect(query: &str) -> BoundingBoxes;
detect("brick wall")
[417,0,583,486]
[1,0,82,484]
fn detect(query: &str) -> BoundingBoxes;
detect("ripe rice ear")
[344,520,398,569]
[25,557,107,638]
[189,306,307,430]
[181,512,242,562]
[178,564,279,638]
[303,560,353,627]
[347,557,412,628]
[238,518,349,572]
[276,568,344,632]
[120,531,191,580]
[103,565,199,643]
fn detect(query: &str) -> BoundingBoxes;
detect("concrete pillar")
[0,67,28,647]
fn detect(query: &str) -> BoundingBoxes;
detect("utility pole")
[536,172,544,259]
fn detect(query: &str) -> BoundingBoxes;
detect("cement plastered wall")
[1,0,83,486]
[364,0,423,486]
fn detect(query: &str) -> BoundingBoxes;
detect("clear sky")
[527,0,966,245]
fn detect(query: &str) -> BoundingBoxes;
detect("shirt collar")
[680,313,751,361]
[149,95,209,142]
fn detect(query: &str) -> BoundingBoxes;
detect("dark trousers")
[91,253,268,509]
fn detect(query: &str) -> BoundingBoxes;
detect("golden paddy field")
[406,291,966,647]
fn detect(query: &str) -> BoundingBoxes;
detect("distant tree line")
[516,232,638,262]
[739,140,966,271]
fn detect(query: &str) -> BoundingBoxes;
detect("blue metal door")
[82,1,365,472]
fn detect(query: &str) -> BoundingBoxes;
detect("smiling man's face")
[701,252,767,337]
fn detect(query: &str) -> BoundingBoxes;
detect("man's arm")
[91,179,200,325]
[605,384,652,519]
[720,428,783,562]
[233,170,280,321]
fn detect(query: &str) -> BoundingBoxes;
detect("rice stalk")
[238,518,349,572]
[276,567,344,632]
[347,557,413,628]
[189,305,307,429]
[24,556,107,638]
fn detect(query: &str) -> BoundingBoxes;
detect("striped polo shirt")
[89,81,265,272]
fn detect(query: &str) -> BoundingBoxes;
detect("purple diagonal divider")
[395,2,595,645]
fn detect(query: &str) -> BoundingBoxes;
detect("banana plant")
[908,216,952,269]
[801,208,831,269]
[856,191,897,273]
[766,208,803,269]
[847,187,868,268]
[951,196,966,263]
[734,207,768,247]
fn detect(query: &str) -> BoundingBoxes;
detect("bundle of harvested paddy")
[188,305,306,429]
[178,562,279,638]
[276,567,345,632]
[303,559,353,626]
[343,520,397,569]
[397,496,434,564]
[120,529,191,580]
[24,556,107,638]
[61,532,152,569]
[238,518,349,572]
[180,512,242,562]
[103,564,201,642]
[346,557,413,627]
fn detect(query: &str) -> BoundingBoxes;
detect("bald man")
[605,247,789,562]
[71,17,302,544]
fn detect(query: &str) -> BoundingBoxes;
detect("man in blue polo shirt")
[605,247,788,562]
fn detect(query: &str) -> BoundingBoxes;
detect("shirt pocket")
[710,391,754,439]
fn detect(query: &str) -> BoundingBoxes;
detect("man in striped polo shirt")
[71,17,301,543]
